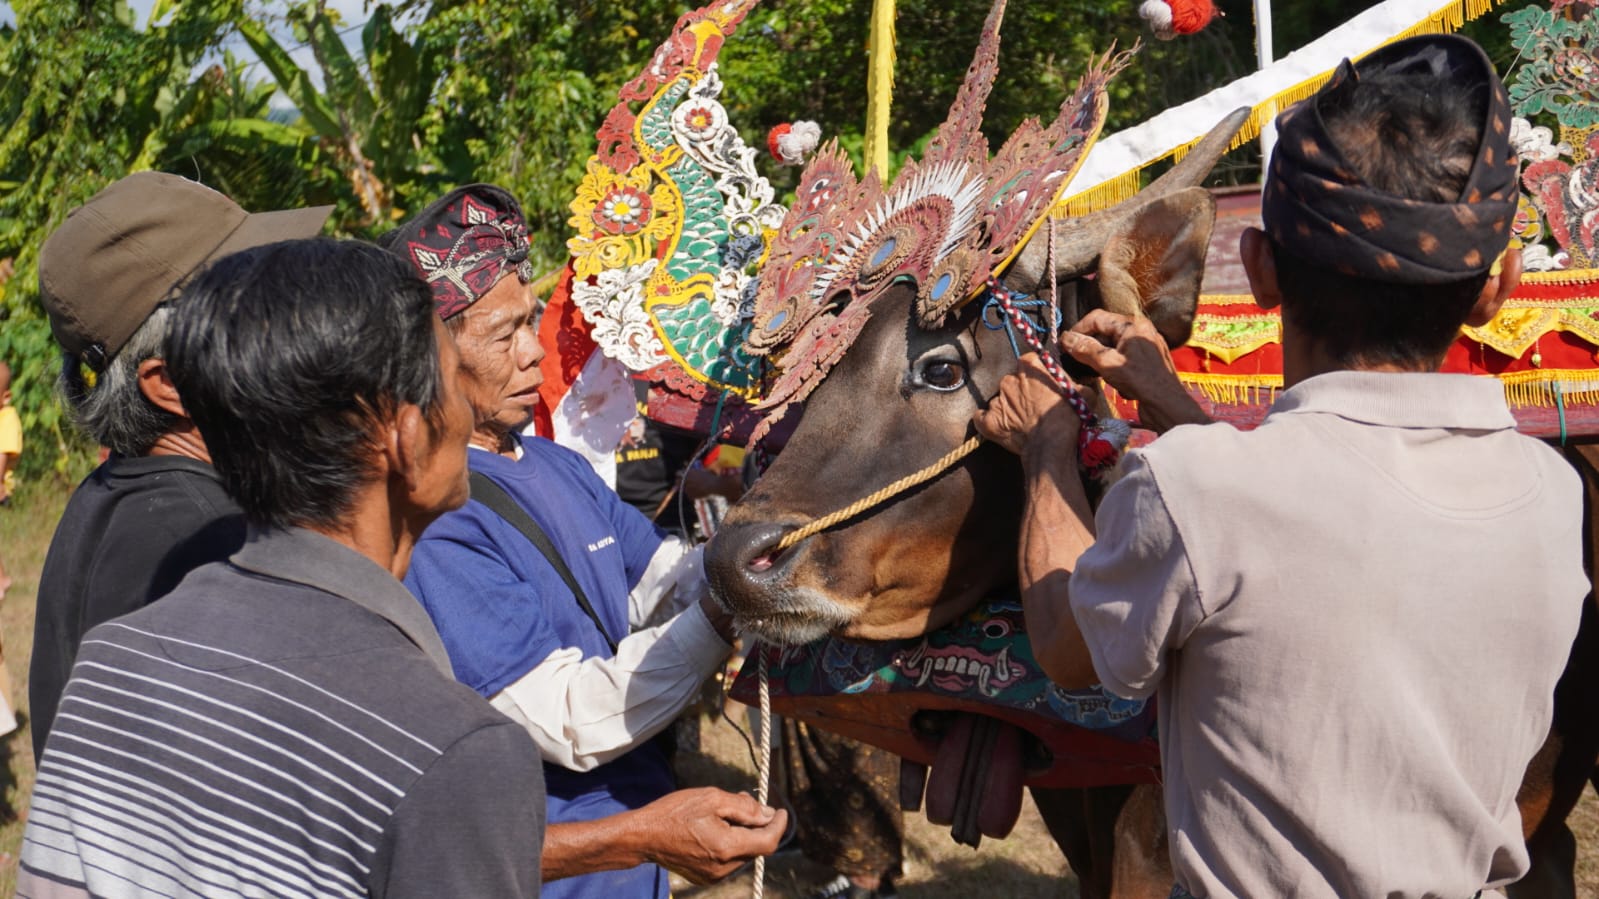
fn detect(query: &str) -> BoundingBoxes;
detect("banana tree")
[0,0,311,477]
[237,2,443,227]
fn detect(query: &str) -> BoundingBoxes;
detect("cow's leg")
[1031,785,1169,899]
[1108,784,1171,899]
[1029,783,1106,895]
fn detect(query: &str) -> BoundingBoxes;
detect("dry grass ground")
[0,479,67,898]
[0,482,1594,898]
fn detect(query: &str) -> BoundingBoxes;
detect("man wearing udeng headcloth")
[975,35,1588,898]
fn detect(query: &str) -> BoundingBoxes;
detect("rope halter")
[981,277,1130,480]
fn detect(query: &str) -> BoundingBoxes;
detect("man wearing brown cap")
[974,36,1587,897]
[385,185,785,898]
[30,172,330,759]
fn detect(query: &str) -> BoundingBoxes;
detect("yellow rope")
[751,656,771,899]
[775,435,985,551]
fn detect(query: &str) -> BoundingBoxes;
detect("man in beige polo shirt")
[975,35,1588,898]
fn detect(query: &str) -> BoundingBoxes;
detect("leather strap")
[468,471,620,655]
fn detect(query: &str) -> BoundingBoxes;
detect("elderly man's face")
[452,274,545,438]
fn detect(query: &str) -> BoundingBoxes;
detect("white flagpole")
[1254,0,1277,181]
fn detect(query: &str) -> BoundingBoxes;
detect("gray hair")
[59,305,180,456]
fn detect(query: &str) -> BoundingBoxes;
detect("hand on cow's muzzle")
[972,354,1083,458]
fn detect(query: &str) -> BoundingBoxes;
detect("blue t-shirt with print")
[405,434,672,899]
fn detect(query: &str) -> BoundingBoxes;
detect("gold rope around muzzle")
[773,435,985,552]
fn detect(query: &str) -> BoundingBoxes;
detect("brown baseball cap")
[39,171,333,369]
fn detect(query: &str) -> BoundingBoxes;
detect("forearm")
[1133,382,1212,434]
[629,537,705,627]
[491,602,731,770]
[543,815,649,881]
[1017,440,1101,688]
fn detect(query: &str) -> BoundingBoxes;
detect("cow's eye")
[919,358,967,392]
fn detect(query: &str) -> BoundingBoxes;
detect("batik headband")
[1263,34,1518,286]
[385,183,535,320]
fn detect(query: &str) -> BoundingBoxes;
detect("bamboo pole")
[864,0,897,177]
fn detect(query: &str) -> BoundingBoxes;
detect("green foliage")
[407,1,690,272]
[237,2,450,230]
[0,0,250,480]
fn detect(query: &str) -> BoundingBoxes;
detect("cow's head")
[706,110,1245,644]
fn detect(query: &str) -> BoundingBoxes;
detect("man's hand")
[973,353,1081,457]
[1061,311,1209,433]
[638,787,787,885]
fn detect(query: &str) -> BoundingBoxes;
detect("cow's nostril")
[706,522,795,596]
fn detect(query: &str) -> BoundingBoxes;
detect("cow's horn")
[1143,106,1251,200]
[1003,107,1250,293]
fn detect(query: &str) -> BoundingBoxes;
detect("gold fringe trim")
[1058,0,1510,215]
[1519,268,1599,288]
[1202,276,1599,299]
[1498,369,1599,408]
[1057,170,1140,218]
[1176,371,1283,406]
[1175,368,1599,410]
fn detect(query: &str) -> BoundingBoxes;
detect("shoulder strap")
[468,471,620,655]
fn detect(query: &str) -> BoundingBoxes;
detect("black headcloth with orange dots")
[1263,34,1518,286]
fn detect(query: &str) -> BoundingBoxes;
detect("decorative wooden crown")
[742,0,1128,435]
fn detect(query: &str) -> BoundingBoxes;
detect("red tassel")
[1080,436,1119,471]
[1167,0,1217,35]
[767,124,792,161]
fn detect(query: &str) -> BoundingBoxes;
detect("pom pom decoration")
[767,121,822,166]
[1138,0,1217,40]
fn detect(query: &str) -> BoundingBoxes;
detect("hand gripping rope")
[981,276,1131,478]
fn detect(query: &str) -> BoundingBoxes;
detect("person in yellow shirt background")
[0,359,18,510]
[0,358,19,734]
[0,358,18,598]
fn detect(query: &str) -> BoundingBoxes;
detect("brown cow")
[707,113,1242,896]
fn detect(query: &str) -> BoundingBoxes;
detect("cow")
[706,110,1243,897]
[704,113,1599,899]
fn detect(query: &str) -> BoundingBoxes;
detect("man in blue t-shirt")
[388,184,786,898]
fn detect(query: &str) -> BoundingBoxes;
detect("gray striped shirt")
[20,527,544,898]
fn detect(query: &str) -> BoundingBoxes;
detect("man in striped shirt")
[21,239,545,898]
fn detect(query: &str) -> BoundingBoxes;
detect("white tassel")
[774,121,822,166]
[1138,0,1177,40]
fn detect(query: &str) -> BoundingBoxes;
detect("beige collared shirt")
[1071,371,1588,898]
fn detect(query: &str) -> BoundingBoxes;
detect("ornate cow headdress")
[743,0,1128,435]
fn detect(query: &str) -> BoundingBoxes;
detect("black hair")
[165,238,442,530]
[1275,66,1491,369]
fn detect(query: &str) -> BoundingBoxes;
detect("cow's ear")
[1096,186,1216,348]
